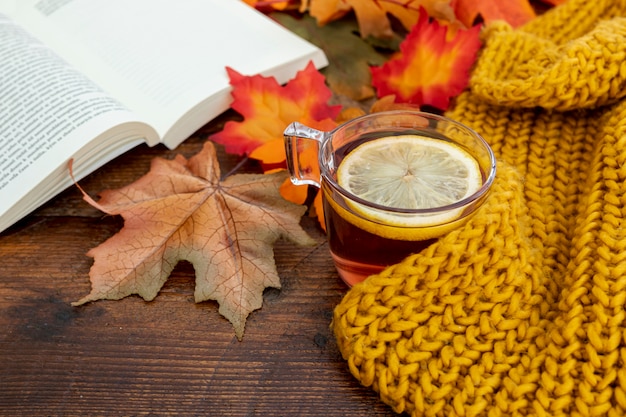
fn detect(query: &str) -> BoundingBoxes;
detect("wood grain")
[0,114,398,417]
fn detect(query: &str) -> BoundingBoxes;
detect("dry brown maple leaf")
[72,141,315,340]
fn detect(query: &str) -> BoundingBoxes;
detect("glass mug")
[284,111,496,286]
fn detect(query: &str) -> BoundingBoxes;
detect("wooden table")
[0,111,397,416]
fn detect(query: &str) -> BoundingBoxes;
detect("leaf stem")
[221,156,251,180]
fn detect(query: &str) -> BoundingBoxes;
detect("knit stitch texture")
[331,0,626,416]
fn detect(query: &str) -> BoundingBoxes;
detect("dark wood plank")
[0,119,397,416]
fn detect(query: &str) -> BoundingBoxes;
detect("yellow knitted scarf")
[332,1,626,416]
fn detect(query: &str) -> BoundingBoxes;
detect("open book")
[0,0,327,233]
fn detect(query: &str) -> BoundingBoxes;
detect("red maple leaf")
[242,0,296,12]
[370,8,481,110]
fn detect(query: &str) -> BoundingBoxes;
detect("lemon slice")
[335,134,482,237]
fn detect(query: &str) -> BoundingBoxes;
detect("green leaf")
[272,12,400,101]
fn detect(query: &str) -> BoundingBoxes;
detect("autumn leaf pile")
[248,0,565,38]
[74,0,565,340]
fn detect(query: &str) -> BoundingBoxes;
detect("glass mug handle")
[283,122,326,188]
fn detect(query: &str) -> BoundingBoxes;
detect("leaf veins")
[73,141,316,340]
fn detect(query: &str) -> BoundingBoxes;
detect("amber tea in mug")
[284,111,496,286]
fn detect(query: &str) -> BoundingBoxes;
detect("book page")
[0,13,158,231]
[4,0,328,148]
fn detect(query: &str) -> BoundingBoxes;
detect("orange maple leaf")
[454,0,536,28]
[305,0,353,26]
[72,141,316,340]
[211,62,340,163]
[370,9,481,110]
